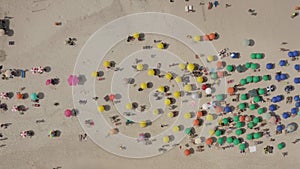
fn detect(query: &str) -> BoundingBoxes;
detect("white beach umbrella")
[205,88,212,95]
[202,103,208,110]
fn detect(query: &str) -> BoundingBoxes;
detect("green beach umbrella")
[247,122,255,129]
[246,76,253,83]
[236,122,243,128]
[218,137,225,145]
[277,142,285,150]
[227,65,234,72]
[234,116,240,122]
[254,132,261,139]
[253,76,260,83]
[185,128,191,135]
[240,79,247,85]
[235,129,243,136]
[258,108,265,114]
[30,93,38,101]
[239,143,246,150]
[258,88,266,95]
[239,103,246,110]
[248,89,258,97]
[249,104,256,110]
[253,117,260,124]
[236,65,246,73]
[240,94,248,100]
[251,63,258,70]
[216,94,223,101]
[251,53,256,59]
[254,96,261,103]
[256,53,263,59]
[211,72,217,79]
[227,137,233,144]
[245,62,252,68]
[215,130,222,137]
[233,138,240,145]
[263,75,270,81]
[247,133,253,140]
[223,118,229,125]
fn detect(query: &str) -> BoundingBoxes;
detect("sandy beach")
[0,0,300,169]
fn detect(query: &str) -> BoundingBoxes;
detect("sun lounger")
[20,70,25,78]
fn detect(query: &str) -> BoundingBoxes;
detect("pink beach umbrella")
[68,75,79,86]
[11,105,18,112]
[64,109,72,117]
[0,92,8,99]
[46,79,51,85]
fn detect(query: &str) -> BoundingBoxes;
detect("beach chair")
[20,70,25,78]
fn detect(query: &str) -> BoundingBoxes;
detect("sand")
[0,0,300,168]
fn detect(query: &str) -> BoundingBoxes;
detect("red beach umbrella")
[109,94,116,101]
[206,137,213,145]
[239,115,245,122]
[209,33,216,40]
[16,93,23,99]
[46,79,51,85]
[193,119,200,126]
[184,149,191,156]
[64,109,72,117]
[202,84,208,90]
[197,111,203,118]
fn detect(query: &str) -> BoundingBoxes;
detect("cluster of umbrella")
[68,75,79,86]
[64,109,77,117]
[275,72,288,81]
[288,50,299,58]
[193,32,216,42]
[250,53,263,59]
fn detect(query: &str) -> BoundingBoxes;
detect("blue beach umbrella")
[275,74,281,81]
[295,64,300,71]
[294,95,300,101]
[282,112,289,119]
[279,60,287,66]
[266,63,273,70]
[224,106,232,113]
[276,125,283,131]
[294,77,300,84]
[288,51,294,57]
[291,108,298,115]
[296,102,300,108]
[269,104,277,111]
[280,74,288,80]
[293,50,299,56]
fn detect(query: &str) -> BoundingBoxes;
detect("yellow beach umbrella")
[178,63,186,70]
[140,82,147,89]
[187,63,195,72]
[126,103,133,110]
[197,76,204,83]
[168,112,174,118]
[184,84,192,92]
[98,105,105,113]
[148,69,155,76]
[157,42,164,49]
[163,136,170,143]
[158,86,165,93]
[184,112,191,119]
[175,76,182,83]
[208,129,215,136]
[165,98,171,106]
[173,91,181,98]
[153,109,159,115]
[165,73,173,80]
[103,61,110,68]
[133,32,139,39]
[173,126,180,132]
[137,64,144,71]
[91,71,98,78]
[206,114,214,121]
[140,121,147,128]
[193,35,201,42]
[207,55,214,62]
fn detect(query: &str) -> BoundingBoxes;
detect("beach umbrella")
[296,102,300,107]
[236,122,243,128]
[45,79,52,85]
[178,63,185,70]
[197,76,204,83]
[215,130,222,137]
[64,109,72,117]
[163,136,170,143]
[271,97,278,103]
[204,34,210,40]
[250,53,256,59]
[240,79,247,85]
[277,143,285,150]
[288,51,294,57]
[224,106,231,113]
[202,84,208,90]
[216,94,223,101]
[133,32,140,39]
[240,94,248,100]
[206,114,213,121]
[4,69,11,77]
[293,50,299,56]
[251,63,258,70]
[275,74,281,81]
[253,76,260,83]
[202,103,209,110]
[239,103,246,110]
[185,128,191,135]
[282,112,289,119]
[98,105,105,113]
[184,84,192,92]
[248,122,254,129]
[193,35,201,42]
[205,88,212,95]
[175,76,182,83]
[207,55,214,62]
[294,95,300,102]
[280,74,287,80]
[222,118,229,125]
[30,93,38,101]
[164,98,171,106]
[233,115,239,122]
[248,89,258,97]
[235,129,242,136]
[68,75,79,86]
[168,112,175,118]
[153,109,159,115]
[184,149,191,156]
[269,104,276,111]
[236,65,245,73]
[103,61,111,68]
[256,53,263,59]
[218,137,225,145]
[262,75,270,81]
[246,76,253,83]
[184,112,191,119]
[258,88,266,95]
[266,63,273,70]
[158,86,165,93]
[247,133,253,140]
[291,108,298,115]
[294,64,300,71]
[137,64,144,71]
[208,129,215,136]
[216,61,223,69]
[239,143,246,150]
[276,125,283,131]
[245,62,251,69]
[262,112,272,120]
[245,116,252,122]
[209,33,216,40]
[173,91,181,98]
[227,137,233,144]
[258,108,265,114]
[239,116,245,122]
[294,77,300,84]
[254,132,261,139]
[91,71,98,78]
[140,82,147,89]
[140,121,147,128]
[227,87,235,95]
[253,117,260,124]
[279,60,287,66]
[197,111,203,118]
[126,103,133,110]
[187,63,195,72]
[233,138,240,145]
[206,137,213,145]
[211,72,217,79]
[254,96,261,103]
[193,119,200,126]
[226,65,234,72]
[157,42,164,49]
[148,69,155,76]
[215,106,223,114]
[286,123,297,132]
[173,126,180,132]
[195,138,201,145]
[16,93,23,99]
